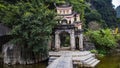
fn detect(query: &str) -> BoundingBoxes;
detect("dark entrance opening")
[59,31,70,49]
[75,37,79,50]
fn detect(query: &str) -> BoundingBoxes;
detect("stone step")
[72,51,91,56]
[87,59,97,65]
[49,57,58,60]
[49,51,92,57]
[48,57,59,63]
[91,60,100,67]
[72,53,94,64]
[79,54,95,61]
[84,54,95,60]
[84,57,95,63]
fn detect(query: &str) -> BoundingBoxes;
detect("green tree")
[68,0,86,21]
[85,9,103,26]
[86,29,117,54]
[91,0,117,27]
[0,0,56,56]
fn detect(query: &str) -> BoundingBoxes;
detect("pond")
[0,54,120,68]
[96,54,120,68]
[0,61,47,68]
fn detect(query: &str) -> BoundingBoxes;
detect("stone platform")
[48,51,100,68]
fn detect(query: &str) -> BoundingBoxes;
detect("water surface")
[0,54,120,68]
[96,54,120,68]
[0,61,47,68]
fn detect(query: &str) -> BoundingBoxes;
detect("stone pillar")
[70,30,75,50]
[79,34,83,51]
[55,32,60,51]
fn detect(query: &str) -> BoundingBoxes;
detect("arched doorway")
[59,31,70,50]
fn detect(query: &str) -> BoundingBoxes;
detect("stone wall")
[2,43,48,65]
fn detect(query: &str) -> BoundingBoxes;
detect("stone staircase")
[83,56,100,67]
[48,51,100,68]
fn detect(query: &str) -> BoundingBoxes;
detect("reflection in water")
[0,61,47,68]
[0,54,120,68]
[96,54,120,68]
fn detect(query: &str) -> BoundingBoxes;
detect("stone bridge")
[47,54,73,68]
[47,51,100,68]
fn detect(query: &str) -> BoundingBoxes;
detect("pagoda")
[50,3,83,51]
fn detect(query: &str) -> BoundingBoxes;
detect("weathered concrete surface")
[47,54,73,68]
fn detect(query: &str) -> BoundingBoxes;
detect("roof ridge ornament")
[54,1,71,8]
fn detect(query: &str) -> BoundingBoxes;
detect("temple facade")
[51,3,83,51]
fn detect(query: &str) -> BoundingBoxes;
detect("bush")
[97,54,105,58]
[90,49,98,54]
[86,29,118,55]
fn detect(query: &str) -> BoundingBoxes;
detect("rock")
[2,42,48,65]
[84,42,96,50]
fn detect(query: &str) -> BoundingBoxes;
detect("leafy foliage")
[0,0,56,54]
[90,0,117,27]
[86,29,117,54]
[68,0,86,21]
[85,10,102,23]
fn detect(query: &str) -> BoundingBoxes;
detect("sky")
[112,0,120,8]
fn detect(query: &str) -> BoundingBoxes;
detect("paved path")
[47,54,73,68]
[47,51,100,68]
